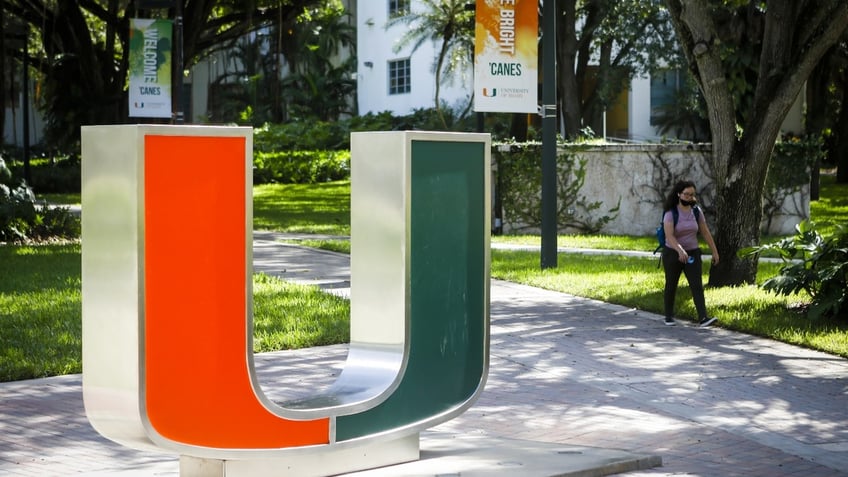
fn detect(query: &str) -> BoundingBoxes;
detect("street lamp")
[7,22,31,183]
[540,0,558,269]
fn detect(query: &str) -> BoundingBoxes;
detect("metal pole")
[540,0,557,269]
[173,1,184,124]
[22,32,31,184]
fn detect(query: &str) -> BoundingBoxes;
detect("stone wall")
[496,144,809,236]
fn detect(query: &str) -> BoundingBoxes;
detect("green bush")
[253,114,405,153]
[8,155,81,194]
[254,121,350,152]
[0,156,79,243]
[742,221,848,320]
[762,135,823,232]
[0,184,36,243]
[0,108,514,194]
[496,143,620,233]
[254,150,350,184]
[253,113,410,152]
[346,111,398,134]
[253,107,511,153]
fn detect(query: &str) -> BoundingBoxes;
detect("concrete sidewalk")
[1,233,847,476]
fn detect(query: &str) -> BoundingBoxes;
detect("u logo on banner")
[81,126,490,466]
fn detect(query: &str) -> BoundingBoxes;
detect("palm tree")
[388,0,475,128]
[279,5,357,121]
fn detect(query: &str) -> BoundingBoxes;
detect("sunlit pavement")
[1,233,846,476]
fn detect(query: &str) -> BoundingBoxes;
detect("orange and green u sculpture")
[81,126,491,475]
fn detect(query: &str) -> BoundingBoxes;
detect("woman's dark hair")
[663,180,697,211]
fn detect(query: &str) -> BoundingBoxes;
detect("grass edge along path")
[490,250,848,359]
[291,238,848,359]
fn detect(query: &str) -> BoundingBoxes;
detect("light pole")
[540,0,557,269]
[174,0,184,124]
[137,0,183,123]
[8,22,31,183]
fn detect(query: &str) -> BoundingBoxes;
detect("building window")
[388,59,411,95]
[389,0,410,18]
[649,69,683,125]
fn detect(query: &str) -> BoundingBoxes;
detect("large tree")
[557,0,679,139]
[1,0,324,151]
[664,0,848,286]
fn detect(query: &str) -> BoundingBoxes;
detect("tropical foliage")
[0,0,330,150]
[0,156,78,243]
[742,221,848,320]
[211,2,356,124]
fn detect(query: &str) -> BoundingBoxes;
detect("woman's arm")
[699,216,720,265]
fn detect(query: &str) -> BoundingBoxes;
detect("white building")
[355,0,803,141]
[2,84,45,148]
[356,0,473,117]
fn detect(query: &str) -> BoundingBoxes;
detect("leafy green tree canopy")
[664,0,848,286]
[1,0,326,151]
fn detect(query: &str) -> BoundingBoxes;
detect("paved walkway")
[1,232,847,476]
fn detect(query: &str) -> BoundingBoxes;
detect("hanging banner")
[474,0,538,114]
[128,19,173,118]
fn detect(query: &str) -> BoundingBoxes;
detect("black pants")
[662,247,708,320]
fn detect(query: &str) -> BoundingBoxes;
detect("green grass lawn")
[810,174,848,236]
[491,250,848,357]
[0,244,82,381]
[278,176,848,359]
[7,174,847,382]
[253,181,351,235]
[0,244,349,382]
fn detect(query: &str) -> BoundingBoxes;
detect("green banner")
[128,19,173,118]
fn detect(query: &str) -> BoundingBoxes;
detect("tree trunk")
[557,0,581,139]
[666,0,848,286]
[0,6,6,146]
[708,140,766,286]
[805,57,833,199]
[433,31,451,129]
[835,81,848,183]
[670,1,742,285]
[510,113,528,142]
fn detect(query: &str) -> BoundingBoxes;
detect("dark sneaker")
[698,317,717,328]
[664,317,676,326]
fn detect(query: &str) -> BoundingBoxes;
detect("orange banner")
[474,0,538,113]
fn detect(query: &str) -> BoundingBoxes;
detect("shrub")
[0,156,79,243]
[742,221,848,320]
[253,150,350,184]
[7,155,81,194]
[254,121,349,152]
[761,134,822,232]
[253,106,512,153]
[496,143,620,233]
[346,111,398,134]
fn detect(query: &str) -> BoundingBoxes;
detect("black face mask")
[680,199,697,207]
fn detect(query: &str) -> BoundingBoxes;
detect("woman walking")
[661,180,720,327]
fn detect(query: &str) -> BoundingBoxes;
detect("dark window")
[388,59,411,95]
[389,0,410,18]
[650,69,683,125]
